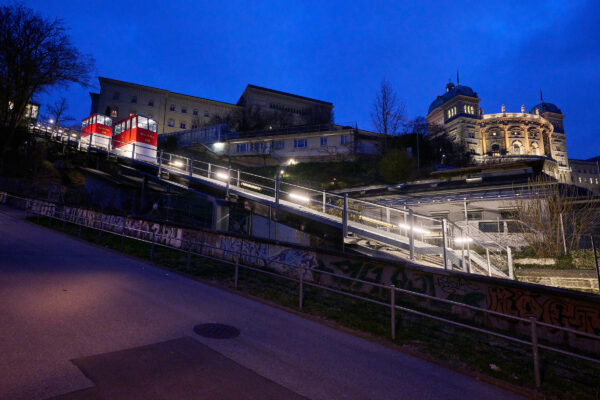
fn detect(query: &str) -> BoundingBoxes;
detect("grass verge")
[30,216,600,400]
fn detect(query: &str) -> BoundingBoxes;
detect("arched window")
[531,143,539,155]
[491,144,500,155]
[513,143,521,154]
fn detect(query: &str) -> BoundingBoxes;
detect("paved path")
[0,206,523,399]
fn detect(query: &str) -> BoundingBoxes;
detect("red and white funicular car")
[81,114,113,149]
[112,114,158,163]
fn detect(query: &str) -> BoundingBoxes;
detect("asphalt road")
[0,205,524,399]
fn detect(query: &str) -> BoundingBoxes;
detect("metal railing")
[6,191,599,391]
[31,122,513,278]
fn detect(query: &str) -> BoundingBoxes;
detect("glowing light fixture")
[287,159,297,166]
[49,119,54,124]
[359,215,395,228]
[213,142,225,151]
[398,223,430,234]
[289,192,310,204]
[170,160,184,168]
[216,171,230,180]
[454,237,473,244]
[241,182,261,191]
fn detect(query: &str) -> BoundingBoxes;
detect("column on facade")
[503,125,509,153]
[480,126,487,155]
[524,123,531,154]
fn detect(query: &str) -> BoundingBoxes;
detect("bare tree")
[512,176,599,257]
[0,4,94,155]
[46,97,74,125]
[371,79,405,152]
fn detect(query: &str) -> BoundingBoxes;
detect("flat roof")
[241,84,333,106]
[98,77,239,108]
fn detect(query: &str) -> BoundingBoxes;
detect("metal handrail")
[4,191,599,391]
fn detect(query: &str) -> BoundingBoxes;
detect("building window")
[446,107,457,118]
[191,122,198,129]
[168,119,174,127]
[320,137,327,146]
[237,143,247,153]
[112,92,120,100]
[294,138,307,148]
[513,143,521,154]
[250,143,263,152]
[193,109,198,116]
[274,140,285,150]
[170,104,176,111]
[467,211,483,220]
[463,105,474,114]
[340,135,348,145]
[479,221,504,233]
[110,107,118,118]
[204,111,209,118]
[131,96,137,103]
[468,132,475,138]
[180,122,186,129]
[181,107,187,113]
[148,99,154,107]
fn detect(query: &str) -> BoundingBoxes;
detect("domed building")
[426,80,570,182]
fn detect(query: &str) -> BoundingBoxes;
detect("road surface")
[0,205,523,399]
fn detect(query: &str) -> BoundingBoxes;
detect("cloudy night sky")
[22,0,600,159]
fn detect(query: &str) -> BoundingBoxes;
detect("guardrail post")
[530,317,541,389]
[275,174,280,207]
[486,248,491,276]
[225,166,231,199]
[409,209,415,260]
[185,242,192,271]
[132,142,136,160]
[507,246,514,279]
[150,232,155,261]
[390,285,396,340]
[386,207,391,232]
[208,163,212,179]
[158,150,163,176]
[322,191,326,213]
[234,256,239,289]
[236,169,241,187]
[342,193,348,238]
[591,235,600,291]
[120,219,125,250]
[298,267,304,310]
[442,218,448,270]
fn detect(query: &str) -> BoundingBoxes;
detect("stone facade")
[90,77,241,135]
[90,78,334,136]
[426,81,570,182]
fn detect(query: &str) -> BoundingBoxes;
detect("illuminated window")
[447,107,457,118]
[294,138,307,148]
[110,107,118,118]
[463,105,474,114]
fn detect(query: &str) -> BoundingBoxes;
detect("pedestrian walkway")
[0,206,523,400]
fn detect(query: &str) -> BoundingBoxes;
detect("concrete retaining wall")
[3,192,599,354]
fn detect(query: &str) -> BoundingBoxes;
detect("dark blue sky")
[24,0,600,159]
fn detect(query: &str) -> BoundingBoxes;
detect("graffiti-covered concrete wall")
[4,193,599,353]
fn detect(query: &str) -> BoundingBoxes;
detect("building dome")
[529,102,562,115]
[428,84,478,113]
